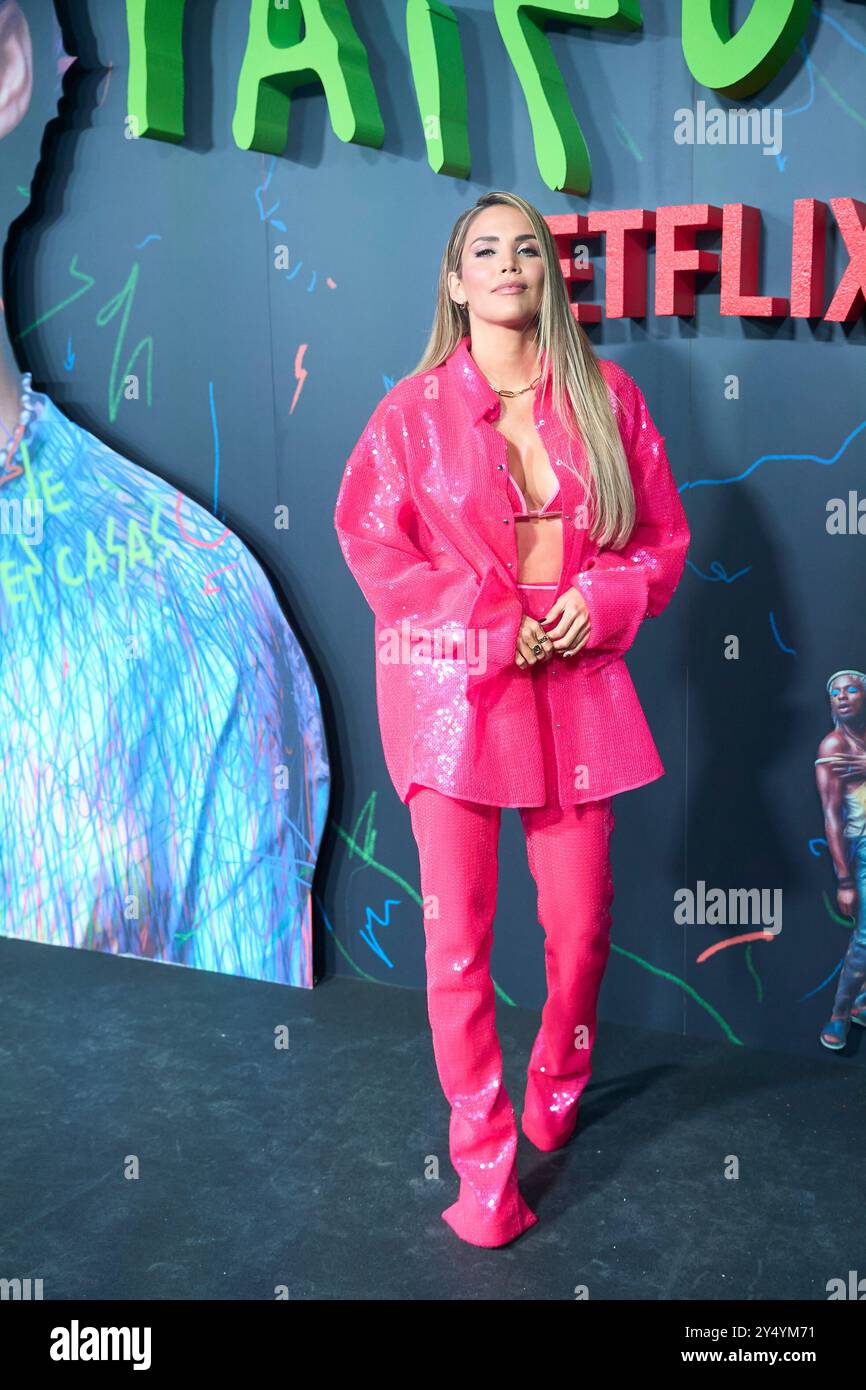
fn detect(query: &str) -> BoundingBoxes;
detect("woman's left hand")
[540,586,592,658]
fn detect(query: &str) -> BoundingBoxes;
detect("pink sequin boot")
[409,787,538,1248]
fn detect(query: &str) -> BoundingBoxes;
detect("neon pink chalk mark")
[0,463,23,488]
[289,342,308,415]
[696,931,777,963]
[174,490,230,549]
[204,563,238,595]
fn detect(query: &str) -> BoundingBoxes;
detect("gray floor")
[0,934,860,1301]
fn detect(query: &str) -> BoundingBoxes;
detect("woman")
[334,190,690,1248]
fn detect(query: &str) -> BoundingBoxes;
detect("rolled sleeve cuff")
[465,566,524,693]
[571,566,648,659]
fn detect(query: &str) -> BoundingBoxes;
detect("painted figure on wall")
[814,669,866,1049]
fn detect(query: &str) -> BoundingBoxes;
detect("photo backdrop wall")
[3,0,865,1059]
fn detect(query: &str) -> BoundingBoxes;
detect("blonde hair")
[403,190,636,549]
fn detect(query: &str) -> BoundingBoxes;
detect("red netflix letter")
[655,204,723,316]
[790,199,827,319]
[544,212,601,323]
[586,208,656,319]
[720,204,788,318]
[825,198,866,324]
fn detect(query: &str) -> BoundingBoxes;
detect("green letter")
[126,0,186,143]
[0,559,28,607]
[85,530,109,580]
[57,546,84,589]
[493,0,642,195]
[38,468,72,516]
[126,518,155,572]
[406,0,469,178]
[682,0,811,99]
[233,0,384,153]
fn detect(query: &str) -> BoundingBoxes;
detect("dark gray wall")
[6,0,865,1059]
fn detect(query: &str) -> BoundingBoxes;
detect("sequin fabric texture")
[334,336,691,808]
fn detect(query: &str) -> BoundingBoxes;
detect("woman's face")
[448,203,545,330]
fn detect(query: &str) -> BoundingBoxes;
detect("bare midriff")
[508,472,564,585]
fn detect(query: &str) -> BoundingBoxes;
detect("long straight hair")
[404,190,636,550]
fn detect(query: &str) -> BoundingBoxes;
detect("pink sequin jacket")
[334,336,690,807]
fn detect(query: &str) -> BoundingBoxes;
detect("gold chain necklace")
[484,371,542,399]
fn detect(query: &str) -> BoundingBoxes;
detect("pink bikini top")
[507,471,562,518]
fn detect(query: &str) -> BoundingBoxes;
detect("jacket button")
[497,464,505,470]
[503,517,510,523]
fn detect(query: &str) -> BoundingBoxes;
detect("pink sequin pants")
[407,583,616,1248]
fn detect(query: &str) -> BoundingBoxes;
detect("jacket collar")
[446,334,553,426]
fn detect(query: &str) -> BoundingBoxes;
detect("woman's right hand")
[837,884,858,918]
[514,613,554,669]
